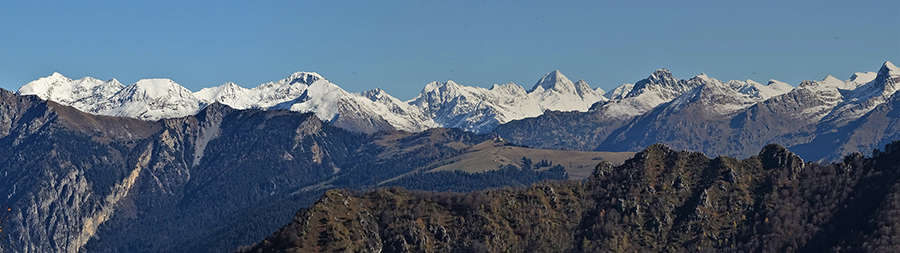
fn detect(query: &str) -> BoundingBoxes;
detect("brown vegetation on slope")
[243,141,900,252]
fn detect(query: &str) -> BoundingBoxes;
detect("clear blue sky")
[2,0,898,99]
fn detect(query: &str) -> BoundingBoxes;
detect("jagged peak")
[530,70,574,92]
[634,68,680,88]
[421,80,460,93]
[881,61,899,76]
[287,71,325,86]
[798,80,816,87]
[864,61,900,93]
[361,88,387,99]
[688,73,717,85]
[635,143,677,159]
[758,144,805,173]
[646,143,674,152]
[650,68,674,80]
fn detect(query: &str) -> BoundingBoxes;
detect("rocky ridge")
[242,141,900,252]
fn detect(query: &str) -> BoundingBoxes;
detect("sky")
[1,0,898,100]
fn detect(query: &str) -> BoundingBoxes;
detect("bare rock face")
[759,144,806,175]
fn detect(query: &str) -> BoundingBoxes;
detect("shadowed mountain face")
[0,89,622,253]
[497,62,900,162]
[0,88,369,253]
[242,142,900,253]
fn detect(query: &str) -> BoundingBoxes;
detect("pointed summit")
[361,88,387,100]
[624,68,699,99]
[530,70,575,93]
[194,82,249,106]
[631,68,683,93]
[649,68,674,82]
[878,61,899,77]
[867,60,900,96]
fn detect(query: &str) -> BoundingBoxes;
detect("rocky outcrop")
[244,142,900,252]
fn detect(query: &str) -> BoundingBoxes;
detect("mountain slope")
[16,73,124,112]
[94,78,202,120]
[498,62,898,162]
[495,68,713,151]
[242,142,900,252]
[0,90,626,253]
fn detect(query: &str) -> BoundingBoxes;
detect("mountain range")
[3,62,898,252]
[16,69,607,134]
[16,62,897,162]
[0,88,630,253]
[497,61,899,161]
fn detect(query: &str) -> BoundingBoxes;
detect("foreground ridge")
[241,142,900,252]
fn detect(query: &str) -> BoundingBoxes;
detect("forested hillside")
[243,141,900,252]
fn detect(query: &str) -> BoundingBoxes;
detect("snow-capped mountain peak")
[530,70,574,93]
[727,79,792,100]
[648,68,676,84]
[607,83,635,99]
[766,80,794,93]
[122,79,190,99]
[881,61,899,74]
[287,71,325,85]
[194,82,248,106]
[16,72,74,100]
[14,62,895,135]
[876,61,899,85]
[847,72,878,87]
[816,61,900,127]
[576,79,605,97]
[92,78,200,120]
[667,76,760,115]
[361,88,388,101]
[17,73,124,110]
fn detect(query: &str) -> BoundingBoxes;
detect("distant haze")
[1,1,897,99]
